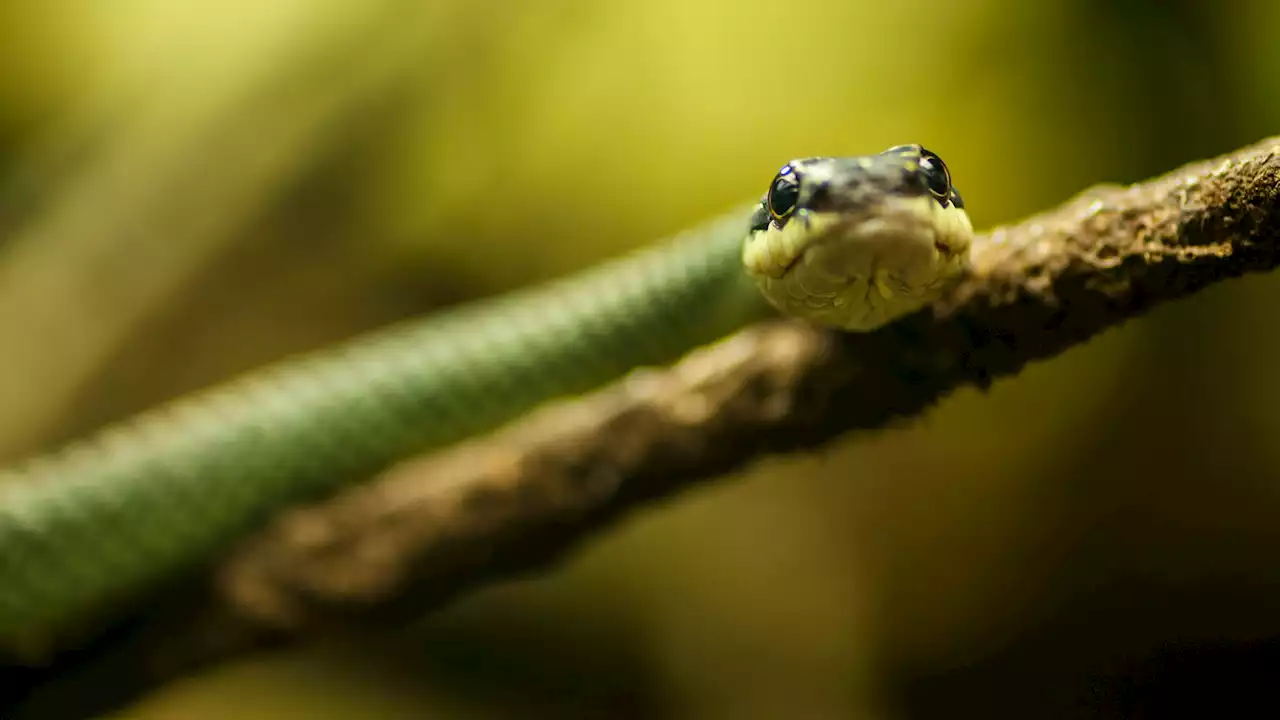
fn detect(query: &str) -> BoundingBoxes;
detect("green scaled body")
[0,206,770,655]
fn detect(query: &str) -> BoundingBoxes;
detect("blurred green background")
[3,0,1280,717]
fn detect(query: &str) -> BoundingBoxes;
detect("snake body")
[0,145,971,658]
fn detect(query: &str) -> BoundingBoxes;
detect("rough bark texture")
[8,136,1280,718]
[216,136,1280,634]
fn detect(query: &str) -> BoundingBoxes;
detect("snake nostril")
[935,238,951,253]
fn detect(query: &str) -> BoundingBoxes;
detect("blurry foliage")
[4,0,1280,717]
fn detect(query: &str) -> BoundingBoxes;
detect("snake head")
[743,145,974,331]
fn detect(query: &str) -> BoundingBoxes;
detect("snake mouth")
[801,194,945,260]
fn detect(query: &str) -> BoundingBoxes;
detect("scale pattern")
[0,206,770,654]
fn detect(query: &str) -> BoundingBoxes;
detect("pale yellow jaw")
[742,194,973,331]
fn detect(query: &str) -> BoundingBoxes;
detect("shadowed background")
[2,0,1279,717]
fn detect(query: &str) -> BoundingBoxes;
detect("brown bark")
[218,137,1280,635]
[10,136,1280,719]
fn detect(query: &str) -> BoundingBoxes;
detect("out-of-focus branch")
[10,137,1280,719]
[217,136,1280,633]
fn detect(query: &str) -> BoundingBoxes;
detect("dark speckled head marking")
[751,145,964,235]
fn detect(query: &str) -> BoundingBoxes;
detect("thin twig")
[8,136,1280,719]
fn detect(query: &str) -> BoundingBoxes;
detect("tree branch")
[217,136,1280,633]
[9,136,1280,718]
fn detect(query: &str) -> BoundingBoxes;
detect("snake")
[0,144,973,659]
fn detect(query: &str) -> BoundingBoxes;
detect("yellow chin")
[742,194,973,331]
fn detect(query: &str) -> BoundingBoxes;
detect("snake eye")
[767,165,801,222]
[918,149,952,204]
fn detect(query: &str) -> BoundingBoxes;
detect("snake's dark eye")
[767,165,800,221]
[918,149,951,203]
